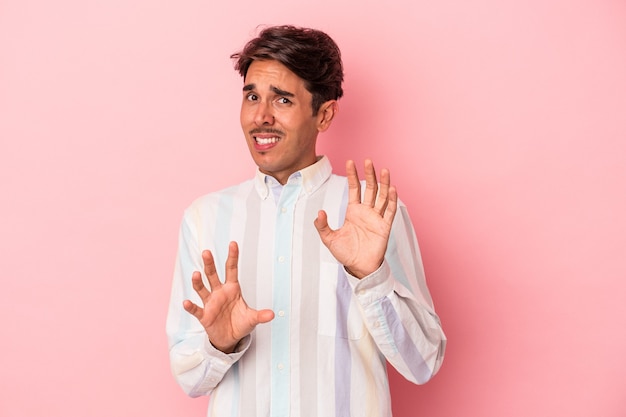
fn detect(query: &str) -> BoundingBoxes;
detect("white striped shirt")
[166,156,446,417]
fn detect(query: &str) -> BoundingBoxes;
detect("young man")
[166,25,446,417]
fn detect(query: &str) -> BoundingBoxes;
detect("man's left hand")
[314,159,398,279]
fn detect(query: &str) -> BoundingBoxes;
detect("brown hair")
[231,25,344,115]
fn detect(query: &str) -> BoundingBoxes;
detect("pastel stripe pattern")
[166,156,446,417]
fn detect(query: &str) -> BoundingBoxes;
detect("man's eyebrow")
[271,86,295,97]
[242,83,295,97]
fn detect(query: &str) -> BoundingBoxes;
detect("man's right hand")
[183,241,274,353]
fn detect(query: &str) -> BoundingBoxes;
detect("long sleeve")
[165,161,446,416]
[345,204,446,384]
[165,209,249,397]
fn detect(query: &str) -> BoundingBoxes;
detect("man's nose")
[254,102,275,126]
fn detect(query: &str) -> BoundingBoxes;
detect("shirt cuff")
[193,335,251,393]
[344,261,394,306]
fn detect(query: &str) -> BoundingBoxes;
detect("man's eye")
[277,97,291,104]
[246,93,258,101]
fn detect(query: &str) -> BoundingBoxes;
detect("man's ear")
[316,100,338,132]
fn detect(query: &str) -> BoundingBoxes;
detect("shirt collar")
[254,156,333,200]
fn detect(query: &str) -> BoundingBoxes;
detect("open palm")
[183,242,274,353]
[314,160,398,278]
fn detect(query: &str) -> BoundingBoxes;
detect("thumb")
[313,210,331,237]
[256,309,275,324]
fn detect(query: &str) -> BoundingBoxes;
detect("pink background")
[1,0,625,416]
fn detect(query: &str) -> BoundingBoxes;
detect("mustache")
[249,128,285,136]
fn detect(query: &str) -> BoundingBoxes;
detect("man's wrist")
[210,338,241,354]
[344,261,383,279]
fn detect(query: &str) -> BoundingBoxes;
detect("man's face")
[240,59,335,184]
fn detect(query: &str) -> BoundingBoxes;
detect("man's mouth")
[254,136,281,145]
[251,128,284,148]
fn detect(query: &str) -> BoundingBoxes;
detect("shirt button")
[374,321,380,328]
[278,310,285,317]
[281,207,287,213]
[277,363,284,370]
[278,256,285,263]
